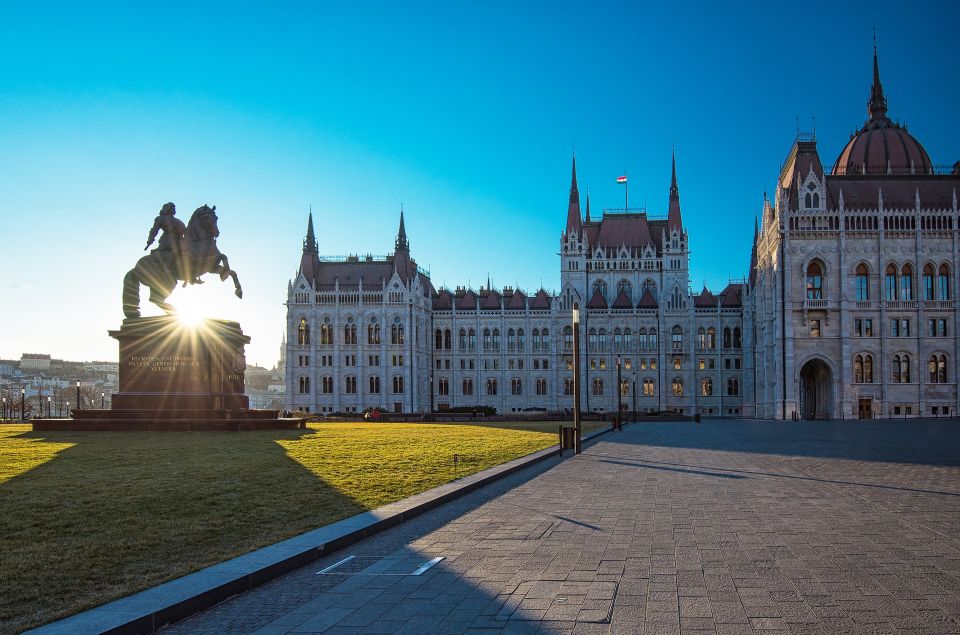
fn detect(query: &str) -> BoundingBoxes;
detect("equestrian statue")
[122,202,243,318]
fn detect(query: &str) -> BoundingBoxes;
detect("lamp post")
[572,303,582,454]
[101,392,105,409]
[47,396,51,418]
[632,371,637,421]
[21,387,26,420]
[1,397,5,420]
[76,380,81,412]
[616,355,622,428]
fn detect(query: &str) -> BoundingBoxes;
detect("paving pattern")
[164,419,960,634]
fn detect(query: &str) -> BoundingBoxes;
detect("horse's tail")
[122,269,141,319]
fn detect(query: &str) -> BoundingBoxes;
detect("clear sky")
[1,1,957,367]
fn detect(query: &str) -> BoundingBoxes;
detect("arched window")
[483,328,491,351]
[517,328,525,351]
[344,375,357,394]
[671,326,682,350]
[391,319,404,345]
[939,264,951,300]
[462,378,474,395]
[701,377,713,396]
[805,192,812,208]
[444,329,451,350]
[885,264,898,301]
[322,376,333,393]
[854,355,864,383]
[437,378,449,396]
[697,327,706,349]
[392,375,404,393]
[642,378,655,396]
[855,263,869,301]
[893,354,911,383]
[511,378,522,396]
[649,328,658,348]
[592,378,604,396]
[320,318,333,345]
[619,378,629,397]
[563,378,573,395]
[298,318,310,345]
[707,327,716,349]
[507,328,516,351]
[492,328,500,350]
[672,377,683,396]
[638,328,647,350]
[723,327,731,349]
[343,318,356,345]
[468,328,476,350]
[617,279,632,297]
[892,355,901,383]
[864,354,873,383]
[806,262,823,300]
[593,279,608,302]
[532,328,540,351]
[458,329,467,350]
[614,328,623,351]
[535,378,547,396]
[929,354,948,383]
[368,319,381,345]
[900,264,913,301]
[588,328,598,351]
[298,376,310,393]
[923,264,935,301]
[733,327,742,348]
[435,329,443,350]
[486,378,497,395]
[598,328,607,351]
[541,329,549,350]
[726,378,739,396]
[563,326,573,351]
[369,375,380,394]
[624,328,632,349]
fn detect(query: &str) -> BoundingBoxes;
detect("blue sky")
[1,1,957,366]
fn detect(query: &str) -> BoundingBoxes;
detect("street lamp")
[21,387,26,420]
[76,380,81,412]
[616,355,622,428]
[1,397,5,420]
[632,370,637,421]
[101,392,105,409]
[47,396,51,418]
[572,303,582,454]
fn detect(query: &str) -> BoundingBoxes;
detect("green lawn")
[0,420,596,634]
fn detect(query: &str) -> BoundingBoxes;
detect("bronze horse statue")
[122,204,242,318]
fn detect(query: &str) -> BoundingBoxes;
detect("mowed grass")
[0,420,591,634]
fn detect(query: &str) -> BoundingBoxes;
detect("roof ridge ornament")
[868,33,888,121]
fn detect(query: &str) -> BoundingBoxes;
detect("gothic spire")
[667,149,683,232]
[395,206,409,252]
[565,152,583,235]
[868,35,888,121]
[303,209,317,254]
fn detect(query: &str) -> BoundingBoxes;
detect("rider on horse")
[144,202,201,286]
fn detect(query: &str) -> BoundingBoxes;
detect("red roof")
[433,289,453,310]
[506,289,526,310]
[530,289,552,310]
[455,290,477,310]
[611,289,632,309]
[694,286,716,308]
[637,289,658,309]
[586,288,607,309]
[480,290,501,310]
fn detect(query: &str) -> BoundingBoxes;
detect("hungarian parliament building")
[285,48,959,420]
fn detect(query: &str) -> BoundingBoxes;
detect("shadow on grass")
[604,418,960,467]
[0,427,367,635]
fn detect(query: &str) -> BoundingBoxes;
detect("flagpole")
[625,170,629,211]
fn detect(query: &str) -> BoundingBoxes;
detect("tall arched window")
[706,327,716,349]
[298,376,310,393]
[614,328,623,351]
[892,355,901,383]
[462,378,474,395]
[672,377,683,396]
[298,318,310,345]
[588,328,598,351]
[541,328,549,350]
[320,318,332,345]
[517,328,525,351]
[638,328,647,350]
[900,264,913,301]
[624,328,632,350]
[444,329,451,350]
[726,378,739,396]
[855,264,869,301]
[619,378,629,397]
[486,378,497,395]
[437,378,449,396]
[368,319,380,344]
[492,329,500,350]
[598,328,607,351]
[733,327,742,348]
[864,354,873,383]
[642,378,655,396]
[532,328,541,351]
[697,327,706,349]
[923,264,935,301]
[468,328,476,350]
[806,262,823,300]
[435,328,443,350]
[507,328,516,351]
[458,329,467,350]
[343,318,356,344]
[592,378,604,396]
[929,354,948,383]
[483,328,491,351]
[592,280,608,302]
[854,355,864,383]
[535,378,547,396]
[649,328,658,348]
[671,326,682,350]
[885,264,898,300]
[723,327,731,349]
[563,378,573,395]
[392,375,404,393]
[701,377,713,396]
[344,375,357,394]
[511,378,522,396]
[369,375,380,394]
[563,326,573,351]
[939,264,951,300]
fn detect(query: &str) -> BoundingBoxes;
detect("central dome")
[832,47,932,176]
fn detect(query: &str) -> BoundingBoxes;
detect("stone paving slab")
[162,419,960,634]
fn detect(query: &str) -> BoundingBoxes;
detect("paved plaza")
[165,420,960,634]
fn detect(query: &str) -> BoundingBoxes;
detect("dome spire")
[395,205,409,252]
[868,32,888,121]
[667,148,683,232]
[303,207,317,254]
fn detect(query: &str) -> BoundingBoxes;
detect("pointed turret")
[868,38,888,121]
[749,215,759,288]
[303,211,318,254]
[565,153,582,235]
[667,150,683,232]
[395,207,409,252]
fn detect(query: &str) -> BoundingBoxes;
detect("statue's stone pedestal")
[35,317,301,432]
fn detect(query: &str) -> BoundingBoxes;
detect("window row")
[807,261,953,302]
[297,375,405,394]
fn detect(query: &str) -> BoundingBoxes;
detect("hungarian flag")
[616,175,627,184]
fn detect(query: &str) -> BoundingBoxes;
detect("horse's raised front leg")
[214,264,243,299]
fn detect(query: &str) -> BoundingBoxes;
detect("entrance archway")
[799,358,832,420]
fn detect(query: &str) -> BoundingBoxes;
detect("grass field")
[0,419,599,633]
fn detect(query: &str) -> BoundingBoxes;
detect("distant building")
[20,354,51,371]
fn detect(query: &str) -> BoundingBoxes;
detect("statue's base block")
[34,316,300,432]
[34,409,302,432]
